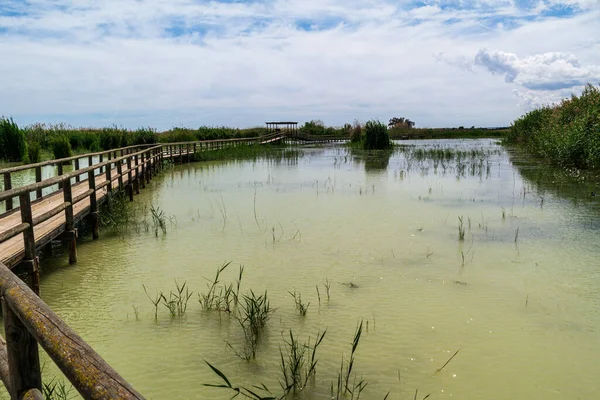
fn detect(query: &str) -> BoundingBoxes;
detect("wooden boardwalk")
[0,138,264,269]
[0,133,338,399]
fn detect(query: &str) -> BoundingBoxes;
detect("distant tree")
[388,117,415,129]
[300,120,326,136]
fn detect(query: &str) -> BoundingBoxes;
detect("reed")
[288,290,310,316]
[42,377,75,400]
[150,205,167,236]
[198,261,244,312]
[324,278,332,302]
[458,216,465,241]
[143,284,163,321]
[279,330,327,395]
[162,280,193,317]
[332,320,367,400]
[231,290,274,360]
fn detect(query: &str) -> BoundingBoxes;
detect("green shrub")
[363,120,391,150]
[0,117,27,161]
[507,83,600,169]
[52,135,73,161]
[27,141,42,163]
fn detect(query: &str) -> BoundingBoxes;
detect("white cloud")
[475,50,600,90]
[0,0,599,129]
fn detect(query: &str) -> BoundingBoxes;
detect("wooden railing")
[0,260,144,399]
[0,136,262,399]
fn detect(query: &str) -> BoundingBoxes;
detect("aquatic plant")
[288,290,310,316]
[162,280,193,317]
[233,290,273,360]
[143,284,163,321]
[332,320,367,400]
[150,205,167,236]
[198,261,244,312]
[324,278,332,302]
[279,330,327,395]
[457,216,465,241]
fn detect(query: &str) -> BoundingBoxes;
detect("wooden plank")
[0,263,145,399]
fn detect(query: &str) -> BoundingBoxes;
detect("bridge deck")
[0,158,143,267]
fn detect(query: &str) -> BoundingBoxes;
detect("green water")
[4,139,600,399]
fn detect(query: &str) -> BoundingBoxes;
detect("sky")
[0,0,599,130]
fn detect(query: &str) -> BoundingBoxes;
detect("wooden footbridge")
[0,133,314,399]
[0,131,348,399]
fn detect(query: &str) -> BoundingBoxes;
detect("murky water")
[3,139,600,399]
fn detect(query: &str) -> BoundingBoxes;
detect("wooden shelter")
[265,122,298,137]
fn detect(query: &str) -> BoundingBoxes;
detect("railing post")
[18,193,40,295]
[140,153,146,189]
[99,153,104,174]
[105,159,112,195]
[117,160,124,192]
[35,167,42,199]
[74,159,80,183]
[134,155,141,193]
[126,157,133,201]
[62,178,77,264]
[2,298,42,399]
[57,163,63,190]
[88,170,99,239]
[146,151,151,183]
[4,172,13,211]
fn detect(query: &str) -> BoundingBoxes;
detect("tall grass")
[0,116,27,161]
[507,83,600,170]
[363,120,391,150]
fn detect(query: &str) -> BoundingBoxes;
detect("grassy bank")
[506,84,600,170]
[390,127,508,139]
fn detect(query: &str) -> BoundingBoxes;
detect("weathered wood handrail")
[0,261,145,399]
